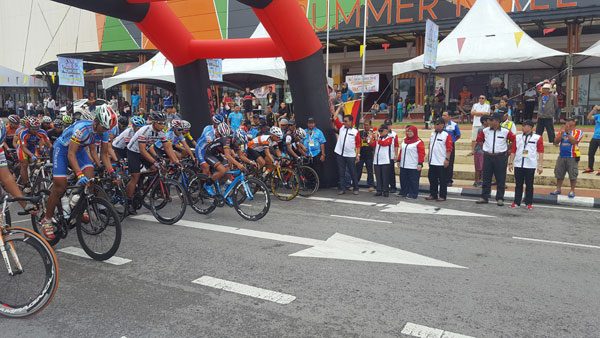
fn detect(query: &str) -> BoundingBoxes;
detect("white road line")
[192,276,296,305]
[401,322,475,338]
[330,214,392,224]
[57,246,132,265]
[513,237,600,249]
[306,196,335,202]
[332,199,376,206]
[375,203,387,207]
[11,219,30,224]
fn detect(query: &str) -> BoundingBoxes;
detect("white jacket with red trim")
[428,131,453,166]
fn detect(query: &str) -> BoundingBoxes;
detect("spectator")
[234,92,243,107]
[426,118,453,202]
[356,119,375,192]
[551,117,584,198]
[523,83,537,121]
[499,100,517,134]
[228,105,244,131]
[371,124,394,197]
[151,90,161,111]
[584,106,600,175]
[87,92,97,111]
[384,119,399,193]
[442,111,461,187]
[510,120,544,210]
[475,114,516,206]
[395,97,404,122]
[304,117,327,181]
[265,105,276,127]
[46,96,56,119]
[398,125,425,199]
[277,102,291,122]
[266,87,277,108]
[470,95,491,155]
[110,95,119,112]
[458,85,472,109]
[333,114,360,195]
[388,90,398,120]
[222,92,234,107]
[131,91,140,112]
[163,91,174,112]
[341,83,354,102]
[492,82,509,105]
[5,97,15,115]
[536,83,560,143]
[242,88,256,119]
[472,116,489,187]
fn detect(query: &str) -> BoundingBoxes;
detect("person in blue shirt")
[340,82,354,102]
[442,111,461,186]
[131,91,140,113]
[304,117,327,179]
[585,105,600,175]
[228,105,244,131]
[195,114,222,175]
[40,104,117,240]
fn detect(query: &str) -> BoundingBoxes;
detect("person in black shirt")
[242,87,256,119]
[265,105,276,127]
[356,119,376,192]
[266,87,277,108]
[277,102,290,122]
[47,119,64,144]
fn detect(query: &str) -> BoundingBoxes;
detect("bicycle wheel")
[0,227,59,318]
[76,197,122,261]
[150,178,187,225]
[188,175,217,215]
[30,190,61,247]
[233,177,270,221]
[103,182,128,221]
[297,165,320,197]
[270,168,300,201]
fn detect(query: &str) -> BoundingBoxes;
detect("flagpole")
[325,0,330,78]
[360,0,368,121]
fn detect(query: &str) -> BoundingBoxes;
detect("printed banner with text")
[57,56,84,87]
[345,74,380,93]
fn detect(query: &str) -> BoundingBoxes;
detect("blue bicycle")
[188,169,271,221]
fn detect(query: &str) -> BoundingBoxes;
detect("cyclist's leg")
[206,156,227,181]
[78,148,95,178]
[126,150,142,199]
[0,152,28,209]
[18,148,29,187]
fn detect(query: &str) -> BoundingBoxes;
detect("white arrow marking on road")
[132,215,466,268]
[57,246,132,265]
[401,322,475,338]
[381,201,494,217]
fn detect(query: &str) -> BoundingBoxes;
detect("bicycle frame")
[214,170,254,201]
[0,196,23,276]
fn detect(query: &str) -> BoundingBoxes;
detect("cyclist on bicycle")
[247,126,283,169]
[41,116,53,132]
[195,114,223,175]
[150,119,195,162]
[203,123,246,196]
[181,120,197,148]
[112,116,129,140]
[47,119,64,144]
[231,129,256,168]
[125,111,180,210]
[18,116,52,193]
[290,128,308,158]
[5,115,20,150]
[40,104,117,239]
[112,115,145,160]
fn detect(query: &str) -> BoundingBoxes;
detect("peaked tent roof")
[102,52,174,89]
[574,40,600,71]
[392,0,566,76]
[0,65,46,88]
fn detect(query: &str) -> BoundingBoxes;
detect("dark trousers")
[589,138,600,170]
[481,153,508,201]
[428,165,447,199]
[446,148,456,184]
[389,159,397,191]
[536,118,555,143]
[336,154,358,191]
[514,167,535,206]
[356,155,374,187]
[524,101,535,121]
[400,168,420,198]
[374,164,391,193]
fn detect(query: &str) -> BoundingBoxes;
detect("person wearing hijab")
[397,125,425,199]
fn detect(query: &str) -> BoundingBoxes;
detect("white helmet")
[295,127,306,139]
[216,123,231,137]
[95,104,113,129]
[171,119,183,129]
[41,116,52,124]
[74,105,94,121]
[181,120,191,130]
[269,126,283,138]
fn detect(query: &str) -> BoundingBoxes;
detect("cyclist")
[203,123,246,196]
[62,114,73,127]
[284,121,303,159]
[47,119,64,144]
[195,115,223,175]
[5,115,20,150]
[181,120,197,148]
[125,111,180,211]
[18,116,52,193]
[40,104,117,239]
[112,116,130,141]
[150,119,195,162]
[247,126,283,169]
[231,129,256,168]
[41,116,53,132]
[291,128,308,158]
[112,116,145,160]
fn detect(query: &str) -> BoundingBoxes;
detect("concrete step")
[391,126,597,142]
[452,149,593,169]
[418,139,590,154]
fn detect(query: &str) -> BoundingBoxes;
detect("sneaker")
[550,190,561,196]
[337,190,345,195]
[476,198,489,204]
[436,198,446,202]
[510,202,518,209]
[583,168,594,174]
[39,217,55,240]
[425,196,437,201]
[374,192,382,196]
[204,183,216,197]
[526,204,534,211]
[568,191,576,199]
[23,186,32,194]
[497,199,504,206]
[352,190,359,195]
[368,187,375,192]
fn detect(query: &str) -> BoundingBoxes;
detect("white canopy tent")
[0,65,46,88]
[392,0,566,76]
[574,40,600,72]
[102,24,287,90]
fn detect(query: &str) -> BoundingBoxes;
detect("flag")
[457,37,466,54]
[543,28,556,36]
[112,66,118,76]
[50,73,55,84]
[23,76,29,84]
[359,45,365,58]
[343,99,361,124]
[514,32,524,47]
[382,43,390,51]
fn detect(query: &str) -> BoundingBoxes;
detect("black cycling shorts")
[114,147,127,160]
[127,149,153,174]
[247,148,265,161]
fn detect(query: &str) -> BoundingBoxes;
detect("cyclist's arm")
[148,144,159,159]
[264,147,275,163]
[108,143,118,162]
[297,143,307,156]
[139,141,156,164]
[236,148,254,165]
[224,147,244,170]
[286,142,299,159]
[88,143,101,167]
[100,142,113,171]
[162,141,180,165]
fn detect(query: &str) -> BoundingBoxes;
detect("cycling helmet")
[27,116,41,129]
[216,123,231,137]
[94,104,113,129]
[53,119,64,128]
[181,120,191,130]
[150,111,167,122]
[269,126,283,138]
[7,114,20,125]
[234,130,248,145]
[118,115,129,126]
[171,119,183,129]
[212,114,225,125]
[131,116,146,128]
[62,114,73,125]
[41,116,52,124]
[109,108,119,129]
[295,127,307,140]
[0,120,6,145]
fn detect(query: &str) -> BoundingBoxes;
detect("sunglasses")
[155,121,166,125]
[174,128,184,132]
[479,97,485,99]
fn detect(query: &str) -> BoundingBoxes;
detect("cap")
[384,119,392,125]
[542,83,552,89]
[490,113,503,121]
[288,119,296,125]
[307,117,315,123]
[279,118,289,125]
[522,120,535,127]
[434,117,445,125]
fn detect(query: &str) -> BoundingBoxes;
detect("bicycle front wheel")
[297,165,320,197]
[76,197,122,261]
[150,178,187,225]
[270,168,299,201]
[188,175,217,215]
[0,227,59,318]
[233,177,270,221]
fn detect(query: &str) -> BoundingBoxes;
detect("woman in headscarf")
[397,125,425,199]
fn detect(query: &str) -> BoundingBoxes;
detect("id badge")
[522,149,529,158]
[309,140,315,147]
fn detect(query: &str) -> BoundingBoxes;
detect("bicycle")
[284,157,320,197]
[30,185,122,261]
[188,169,270,221]
[0,193,59,318]
[248,162,299,202]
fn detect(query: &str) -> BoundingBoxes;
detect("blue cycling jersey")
[194,125,215,160]
[155,129,185,149]
[55,120,109,148]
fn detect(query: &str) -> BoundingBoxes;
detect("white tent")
[0,65,46,88]
[392,0,566,76]
[102,24,287,90]
[574,40,600,71]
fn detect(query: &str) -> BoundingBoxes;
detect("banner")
[57,56,84,87]
[423,19,439,70]
[345,74,379,93]
[207,59,223,82]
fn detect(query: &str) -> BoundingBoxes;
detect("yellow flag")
[359,45,365,58]
[514,32,524,47]
[112,66,119,76]
[50,73,56,84]
[23,75,29,84]
[151,60,156,71]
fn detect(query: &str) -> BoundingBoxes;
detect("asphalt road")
[2,190,600,337]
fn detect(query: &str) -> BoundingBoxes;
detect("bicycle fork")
[0,232,23,276]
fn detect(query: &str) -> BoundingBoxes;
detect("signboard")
[207,59,223,82]
[57,56,84,87]
[345,74,379,93]
[423,19,438,70]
